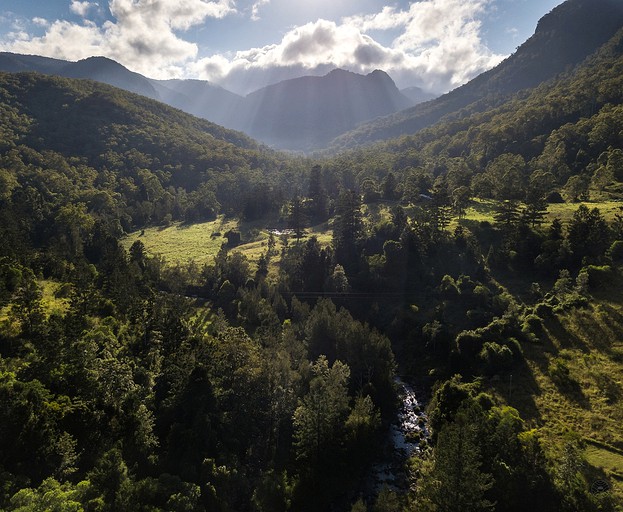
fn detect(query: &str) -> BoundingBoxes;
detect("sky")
[0,0,565,95]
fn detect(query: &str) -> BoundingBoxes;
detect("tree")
[485,154,526,200]
[288,195,307,239]
[522,192,548,227]
[293,356,351,464]
[563,175,589,202]
[431,175,453,231]
[333,190,363,272]
[493,200,521,229]
[567,205,611,265]
[382,172,399,200]
[361,179,381,203]
[308,165,328,222]
[452,186,471,220]
[417,405,494,512]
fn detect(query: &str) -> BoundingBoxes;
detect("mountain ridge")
[329,0,623,150]
[0,52,421,151]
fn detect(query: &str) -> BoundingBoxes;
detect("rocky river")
[371,377,430,492]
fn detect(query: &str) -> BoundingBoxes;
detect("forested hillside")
[330,0,623,150]
[326,23,623,210]
[2,0,623,510]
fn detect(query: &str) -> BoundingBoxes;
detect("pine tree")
[418,406,494,512]
[333,190,363,273]
[308,165,328,222]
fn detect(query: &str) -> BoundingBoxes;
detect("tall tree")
[417,405,494,512]
[332,190,363,273]
[567,205,611,265]
[288,194,307,239]
[308,165,328,222]
[293,356,351,464]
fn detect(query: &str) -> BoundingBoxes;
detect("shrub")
[609,240,623,262]
[535,302,553,317]
[456,330,485,358]
[480,342,514,375]
[548,358,574,389]
[522,313,542,335]
[584,265,614,289]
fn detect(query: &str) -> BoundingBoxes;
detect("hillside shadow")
[506,359,543,423]
[542,313,591,353]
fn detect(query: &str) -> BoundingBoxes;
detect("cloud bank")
[1,0,505,94]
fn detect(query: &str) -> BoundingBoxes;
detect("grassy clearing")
[39,280,70,317]
[462,198,623,225]
[121,215,333,274]
[485,292,623,501]
[586,442,623,483]
[1,280,69,318]
[122,200,622,270]
[547,200,623,224]
[122,217,239,266]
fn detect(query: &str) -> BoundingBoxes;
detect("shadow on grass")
[542,314,591,353]
[551,369,591,409]
[509,358,543,423]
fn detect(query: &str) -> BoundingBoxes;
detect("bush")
[548,358,574,389]
[456,330,485,358]
[480,342,514,375]
[535,302,553,317]
[546,191,564,203]
[609,240,623,262]
[522,313,542,334]
[584,265,614,289]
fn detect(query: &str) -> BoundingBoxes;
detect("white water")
[372,377,430,491]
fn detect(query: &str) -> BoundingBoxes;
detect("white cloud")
[0,0,505,94]
[70,1,96,17]
[251,0,270,21]
[190,19,407,93]
[32,17,50,27]
[193,0,504,94]
[1,0,236,78]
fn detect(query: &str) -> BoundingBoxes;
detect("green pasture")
[122,215,333,272]
[462,198,623,225]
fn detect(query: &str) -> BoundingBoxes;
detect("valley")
[1,0,623,510]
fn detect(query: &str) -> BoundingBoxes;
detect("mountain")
[0,52,415,151]
[330,0,623,150]
[0,70,299,229]
[62,56,160,100]
[0,52,68,74]
[149,78,244,128]
[400,86,437,106]
[240,68,413,151]
[328,20,623,209]
[0,53,160,100]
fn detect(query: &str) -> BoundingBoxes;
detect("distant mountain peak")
[329,0,623,150]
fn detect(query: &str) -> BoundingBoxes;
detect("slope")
[0,71,299,234]
[330,0,623,150]
[150,78,244,130]
[242,68,412,151]
[329,21,623,202]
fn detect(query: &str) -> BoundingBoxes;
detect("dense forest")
[2,2,623,511]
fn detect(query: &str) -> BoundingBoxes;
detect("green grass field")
[121,215,333,273]
[122,200,622,273]
[586,443,623,481]
[462,198,623,225]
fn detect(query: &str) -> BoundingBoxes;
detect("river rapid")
[371,377,430,492]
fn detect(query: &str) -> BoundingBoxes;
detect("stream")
[370,377,430,492]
